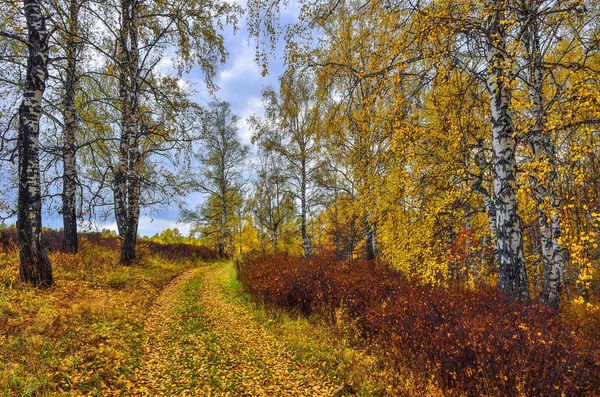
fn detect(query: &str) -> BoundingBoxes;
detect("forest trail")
[134,262,340,396]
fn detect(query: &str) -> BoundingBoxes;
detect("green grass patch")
[0,240,211,396]
[216,261,410,397]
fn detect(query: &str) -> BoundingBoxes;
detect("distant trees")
[184,101,248,257]
[249,146,295,254]
[250,70,321,257]
[244,0,600,306]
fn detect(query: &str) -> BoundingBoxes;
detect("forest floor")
[133,262,344,396]
[1,240,398,396]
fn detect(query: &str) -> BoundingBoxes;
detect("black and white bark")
[113,0,131,239]
[61,0,81,253]
[521,9,565,310]
[300,159,312,257]
[485,1,529,301]
[115,0,142,265]
[18,0,53,287]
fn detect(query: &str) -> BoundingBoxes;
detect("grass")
[139,260,342,396]
[0,236,209,396]
[219,261,417,396]
[2,239,425,396]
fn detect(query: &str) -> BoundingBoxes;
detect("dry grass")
[0,234,214,396]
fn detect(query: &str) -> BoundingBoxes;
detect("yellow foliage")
[0,239,198,396]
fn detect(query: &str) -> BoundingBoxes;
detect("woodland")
[1,0,600,395]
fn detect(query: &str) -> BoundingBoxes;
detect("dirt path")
[134,263,340,396]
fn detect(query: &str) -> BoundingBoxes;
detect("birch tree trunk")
[121,144,140,265]
[486,2,529,301]
[62,0,80,253]
[522,13,565,310]
[300,160,311,258]
[117,0,142,265]
[114,0,130,238]
[219,186,227,257]
[219,143,227,257]
[18,0,53,287]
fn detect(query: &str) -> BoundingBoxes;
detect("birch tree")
[16,0,53,286]
[59,0,84,253]
[484,0,529,301]
[184,101,248,257]
[94,0,239,264]
[250,70,321,257]
[250,146,295,254]
[412,0,530,299]
[517,0,566,309]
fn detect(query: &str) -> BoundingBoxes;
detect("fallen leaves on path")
[135,264,340,396]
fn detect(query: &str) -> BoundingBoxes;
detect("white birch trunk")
[62,0,80,253]
[486,2,529,300]
[300,160,311,258]
[117,0,142,265]
[523,14,565,310]
[18,0,53,286]
[114,0,130,238]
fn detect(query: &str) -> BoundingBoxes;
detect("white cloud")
[237,96,264,143]
[219,39,262,83]
[157,56,175,75]
[177,78,189,90]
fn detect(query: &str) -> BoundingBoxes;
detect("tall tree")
[114,0,141,265]
[517,0,566,309]
[412,0,531,299]
[250,70,321,257]
[17,0,53,286]
[184,101,248,257]
[484,0,529,301]
[59,0,84,253]
[103,0,239,264]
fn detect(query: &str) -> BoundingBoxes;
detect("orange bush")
[0,228,218,262]
[238,254,600,396]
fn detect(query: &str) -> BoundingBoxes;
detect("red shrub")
[138,240,218,262]
[238,254,600,396]
[0,228,218,261]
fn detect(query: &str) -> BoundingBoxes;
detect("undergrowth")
[0,232,216,396]
[238,254,600,396]
[223,261,414,396]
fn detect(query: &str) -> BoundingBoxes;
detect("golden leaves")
[135,264,339,396]
[0,236,200,396]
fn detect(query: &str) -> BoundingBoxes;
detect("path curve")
[134,264,339,396]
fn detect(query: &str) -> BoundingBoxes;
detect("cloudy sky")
[97,3,300,237]
[1,2,301,237]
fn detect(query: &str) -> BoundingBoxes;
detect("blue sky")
[1,3,299,237]
[99,3,300,237]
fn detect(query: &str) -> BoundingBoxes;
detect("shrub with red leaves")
[238,254,600,396]
[138,240,218,262]
[0,228,218,261]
